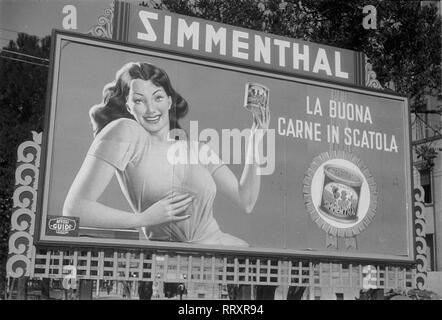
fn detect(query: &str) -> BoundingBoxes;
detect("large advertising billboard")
[36,30,413,263]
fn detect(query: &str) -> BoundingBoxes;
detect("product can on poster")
[243,82,269,114]
[319,164,363,223]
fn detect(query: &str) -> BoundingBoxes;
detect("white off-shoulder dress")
[87,118,248,247]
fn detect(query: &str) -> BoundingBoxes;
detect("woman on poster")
[63,62,270,246]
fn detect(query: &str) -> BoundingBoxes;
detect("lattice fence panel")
[29,248,416,290]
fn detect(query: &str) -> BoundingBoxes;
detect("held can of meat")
[319,164,363,223]
[244,82,269,113]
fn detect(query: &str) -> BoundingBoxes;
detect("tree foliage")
[0,33,50,297]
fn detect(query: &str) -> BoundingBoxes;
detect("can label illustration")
[244,82,269,113]
[304,152,377,237]
[319,164,363,223]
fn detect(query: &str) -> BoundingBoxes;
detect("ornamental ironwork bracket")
[87,2,114,39]
[6,131,41,278]
[414,186,428,290]
[365,56,384,90]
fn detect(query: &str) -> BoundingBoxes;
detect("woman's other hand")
[138,192,193,227]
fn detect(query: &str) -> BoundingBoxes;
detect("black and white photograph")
[0,0,441,304]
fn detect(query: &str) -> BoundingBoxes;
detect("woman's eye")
[134,99,142,104]
[155,95,165,102]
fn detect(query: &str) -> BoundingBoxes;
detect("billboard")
[35,30,413,263]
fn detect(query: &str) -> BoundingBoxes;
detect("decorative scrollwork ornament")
[7,131,41,278]
[414,186,427,290]
[87,2,114,39]
[365,56,384,90]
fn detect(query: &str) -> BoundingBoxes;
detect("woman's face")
[126,79,171,134]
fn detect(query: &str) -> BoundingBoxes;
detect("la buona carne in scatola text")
[277,96,399,153]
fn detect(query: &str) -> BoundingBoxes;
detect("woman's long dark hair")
[90,62,188,136]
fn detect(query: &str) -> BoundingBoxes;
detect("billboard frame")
[34,30,415,265]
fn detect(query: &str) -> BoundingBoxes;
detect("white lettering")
[277,117,322,141]
[254,35,271,64]
[335,52,349,79]
[293,43,309,71]
[329,100,372,124]
[287,119,296,136]
[390,135,398,153]
[314,123,321,141]
[177,18,200,50]
[138,11,158,42]
[306,96,312,114]
[205,25,226,55]
[342,127,398,152]
[273,39,290,67]
[314,98,323,116]
[232,30,249,59]
[364,107,373,124]
[329,100,336,118]
[163,15,172,45]
[313,48,332,76]
[278,117,286,135]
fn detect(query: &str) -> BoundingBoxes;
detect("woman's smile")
[143,113,162,123]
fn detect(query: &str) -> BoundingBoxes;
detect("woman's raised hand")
[138,191,193,227]
[251,105,271,133]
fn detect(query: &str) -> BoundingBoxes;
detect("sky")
[0,0,114,48]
